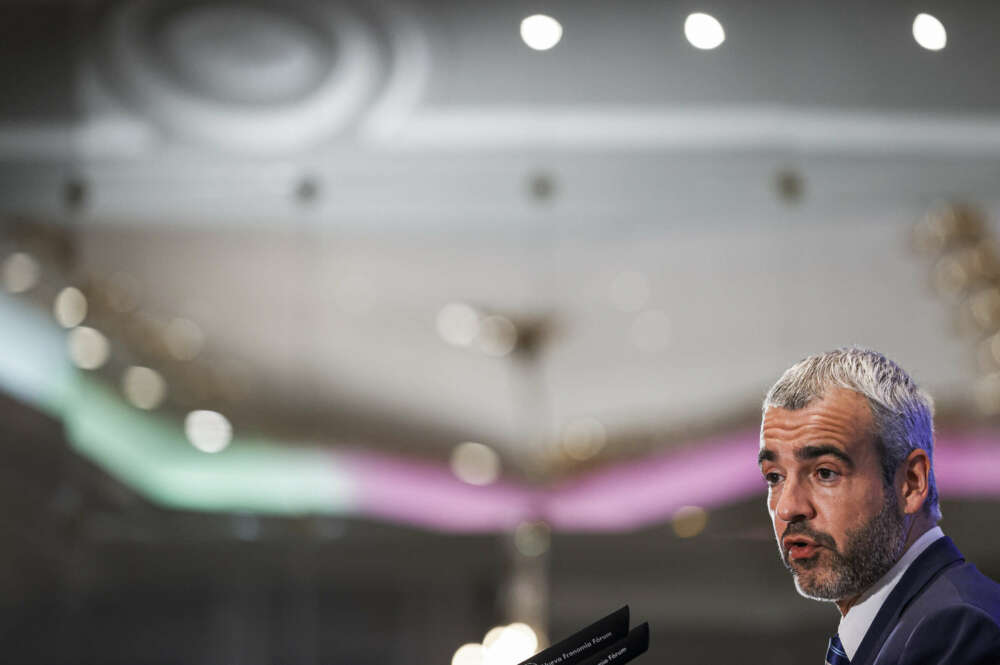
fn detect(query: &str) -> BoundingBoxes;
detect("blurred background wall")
[2,1,1000,663]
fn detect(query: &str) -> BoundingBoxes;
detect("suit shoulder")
[871,549,1000,664]
[895,603,1000,664]
[926,562,1000,617]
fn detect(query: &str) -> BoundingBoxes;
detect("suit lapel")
[851,536,964,665]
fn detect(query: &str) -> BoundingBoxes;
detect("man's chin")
[792,570,841,602]
[785,553,842,601]
[788,553,823,570]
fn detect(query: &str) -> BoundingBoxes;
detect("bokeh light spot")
[54,286,88,328]
[452,643,485,665]
[478,315,518,357]
[450,442,501,486]
[484,623,539,665]
[122,366,167,410]
[185,410,233,453]
[67,326,110,370]
[562,417,607,461]
[672,505,709,538]
[2,252,40,294]
[437,302,481,347]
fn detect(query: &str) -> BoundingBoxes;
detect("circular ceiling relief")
[99,0,384,153]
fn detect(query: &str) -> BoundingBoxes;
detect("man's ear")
[898,448,931,516]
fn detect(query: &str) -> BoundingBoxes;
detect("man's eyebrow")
[795,445,854,467]
[757,445,853,467]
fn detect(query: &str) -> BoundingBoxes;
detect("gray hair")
[763,347,940,521]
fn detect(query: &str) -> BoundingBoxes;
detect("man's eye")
[764,472,782,486]
[817,468,839,481]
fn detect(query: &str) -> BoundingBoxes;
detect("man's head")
[759,348,938,606]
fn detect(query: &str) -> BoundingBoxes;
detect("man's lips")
[783,536,822,560]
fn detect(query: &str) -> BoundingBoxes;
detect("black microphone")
[517,606,646,665]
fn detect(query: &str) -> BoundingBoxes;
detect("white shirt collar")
[837,526,944,661]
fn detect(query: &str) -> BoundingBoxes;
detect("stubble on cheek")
[781,495,905,602]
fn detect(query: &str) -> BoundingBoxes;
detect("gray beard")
[780,491,906,602]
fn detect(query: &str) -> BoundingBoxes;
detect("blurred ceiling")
[2,0,999,481]
[4,4,1000,661]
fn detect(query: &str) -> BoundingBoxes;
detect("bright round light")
[122,366,167,410]
[450,441,501,486]
[684,12,725,50]
[913,13,946,51]
[67,327,110,370]
[164,317,204,361]
[2,252,40,294]
[502,624,539,658]
[184,410,233,453]
[482,627,506,649]
[54,287,88,328]
[484,623,538,665]
[437,302,480,347]
[452,643,486,665]
[520,14,562,51]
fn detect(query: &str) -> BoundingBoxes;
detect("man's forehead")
[761,389,874,434]
[759,392,876,465]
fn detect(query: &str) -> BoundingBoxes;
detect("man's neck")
[835,516,935,616]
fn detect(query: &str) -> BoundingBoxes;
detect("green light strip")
[63,374,360,513]
[1,295,359,515]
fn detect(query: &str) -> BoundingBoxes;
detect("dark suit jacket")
[851,536,1000,665]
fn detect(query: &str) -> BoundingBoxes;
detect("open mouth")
[786,539,820,560]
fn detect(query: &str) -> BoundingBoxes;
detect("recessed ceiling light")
[913,13,946,51]
[684,12,725,50]
[520,14,562,51]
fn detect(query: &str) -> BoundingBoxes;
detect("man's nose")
[775,476,815,523]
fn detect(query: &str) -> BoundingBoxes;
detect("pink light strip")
[347,429,1000,533]
[932,430,1000,497]
[343,449,539,532]
[543,433,762,531]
